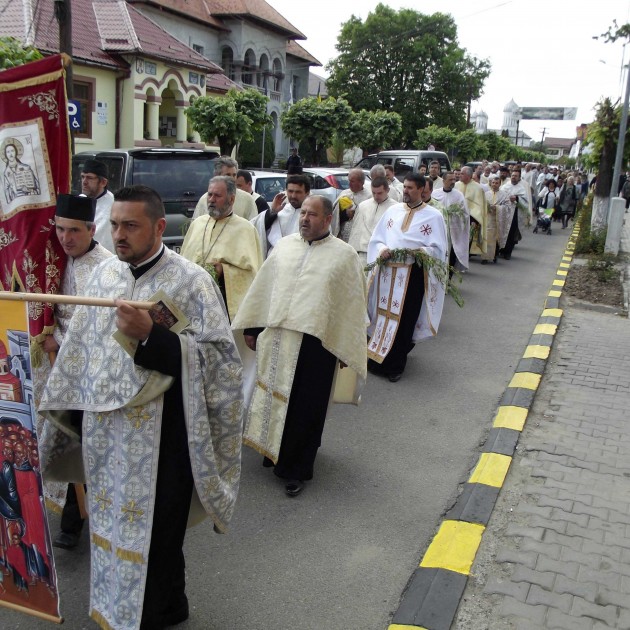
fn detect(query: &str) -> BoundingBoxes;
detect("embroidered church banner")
[0,55,70,340]
[0,300,61,622]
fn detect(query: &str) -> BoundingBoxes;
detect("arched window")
[258,54,269,88]
[272,58,282,92]
[221,47,234,81]
[243,49,256,86]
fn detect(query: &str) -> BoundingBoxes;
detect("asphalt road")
[1,224,571,630]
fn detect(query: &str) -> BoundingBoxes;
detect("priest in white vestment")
[37,194,112,549]
[484,175,512,263]
[181,175,262,404]
[232,195,367,497]
[40,185,244,630]
[367,173,448,382]
[385,164,404,201]
[251,173,310,258]
[192,156,257,221]
[431,171,470,272]
[500,168,532,260]
[80,159,115,252]
[348,176,397,266]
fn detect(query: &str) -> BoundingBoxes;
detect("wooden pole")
[0,291,154,310]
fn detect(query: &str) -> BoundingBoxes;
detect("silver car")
[247,170,287,202]
[302,167,355,202]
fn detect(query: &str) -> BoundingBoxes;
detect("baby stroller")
[533,207,553,235]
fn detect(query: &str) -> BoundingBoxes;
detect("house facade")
[4,0,320,158]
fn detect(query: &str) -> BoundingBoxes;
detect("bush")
[587,253,618,283]
[574,195,607,255]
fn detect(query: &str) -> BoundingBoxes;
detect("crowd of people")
[26,154,588,630]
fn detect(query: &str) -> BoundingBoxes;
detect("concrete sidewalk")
[452,217,630,629]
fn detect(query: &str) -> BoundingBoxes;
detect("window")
[222,47,234,81]
[192,44,204,56]
[72,78,95,139]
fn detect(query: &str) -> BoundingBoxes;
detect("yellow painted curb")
[493,406,528,431]
[389,626,428,630]
[542,308,563,318]
[552,279,565,287]
[557,270,568,277]
[523,345,550,360]
[559,263,570,269]
[508,372,541,390]
[548,290,562,297]
[533,323,557,335]
[469,453,512,488]
[420,521,485,575]
[562,256,571,262]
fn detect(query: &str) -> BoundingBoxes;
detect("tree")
[0,36,42,69]
[186,88,271,155]
[338,109,402,153]
[479,131,513,162]
[416,125,456,154]
[238,125,275,168]
[281,97,353,165]
[326,5,490,145]
[453,129,484,164]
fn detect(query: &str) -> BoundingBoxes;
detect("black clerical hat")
[55,194,96,221]
[81,159,108,179]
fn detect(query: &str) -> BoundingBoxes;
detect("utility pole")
[540,127,549,146]
[54,0,74,153]
[609,63,630,218]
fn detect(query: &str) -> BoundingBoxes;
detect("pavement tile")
[554,574,598,601]
[505,524,545,541]
[551,508,589,528]
[536,556,580,580]
[495,548,538,569]
[543,529,585,551]
[571,597,618,626]
[546,608,594,630]
[483,576,529,601]
[511,566,556,590]
[596,586,630,609]
[527,583,572,613]
[578,566,622,592]
[519,539,562,560]
[499,596,547,625]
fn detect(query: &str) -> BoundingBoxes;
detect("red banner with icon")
[0,55,69,340]
[0,300,61,622]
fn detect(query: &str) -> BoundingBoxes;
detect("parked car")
[354,154,378,170]
[357,150,451,181]
[72,148,218,250]
[246,170,287,202]
[302,167,360,203]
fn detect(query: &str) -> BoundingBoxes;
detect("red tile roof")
[5,0,222,73]
[286,40,321,66]
[130,0,305,38]
[206,73,242,93]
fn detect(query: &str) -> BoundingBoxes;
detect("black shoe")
[53,531,79,550]
[503,254,511,260]
[533,227,538,233]
[164,602,189,627]
[387,373,402,382]
[285,480,304,497]
[262,457,274,468]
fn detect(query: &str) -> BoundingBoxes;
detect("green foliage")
[338,109,402,153]
[479,131,513,161]
[238,125,275,168]
[186,88,271,155]
[0,37,42,69]
[587,253,618,283]
[574,197,607,254]
[453,129,484,163]
[416,125,456,154]
[583,98,619,195]
[326,4,490,145]
[281,97,352,165]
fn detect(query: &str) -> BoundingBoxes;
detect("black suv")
[72,148,218,250]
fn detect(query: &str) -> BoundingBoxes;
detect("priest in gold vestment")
[232,195,367,497]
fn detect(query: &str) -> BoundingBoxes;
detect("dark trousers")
[368,263,425,377]
[140,382,194,629]
[60,483,85,535]
[502,209,520,258]
[273,334,337,482]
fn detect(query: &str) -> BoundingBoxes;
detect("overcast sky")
[269,0,630,142]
